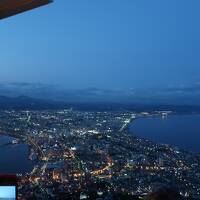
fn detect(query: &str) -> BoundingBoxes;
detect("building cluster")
[0,110,199,199]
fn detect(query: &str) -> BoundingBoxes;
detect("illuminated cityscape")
[0,110,199,199]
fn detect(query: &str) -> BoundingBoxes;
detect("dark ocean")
[130,114,200,153]
[0,135,34,174]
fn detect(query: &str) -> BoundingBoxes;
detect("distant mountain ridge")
[1,95,200,113]
[1,82,200,105]
[1,82,200,111]
[0,95,66,110]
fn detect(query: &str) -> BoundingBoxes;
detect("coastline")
[0,134,34,174]
[128,113,200,154]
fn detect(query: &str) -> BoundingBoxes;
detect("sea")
[130,114,200,153]
[0,135,34,174]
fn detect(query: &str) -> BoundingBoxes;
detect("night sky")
[1,0,200,90]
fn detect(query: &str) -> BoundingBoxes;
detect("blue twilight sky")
[1,0,200,90]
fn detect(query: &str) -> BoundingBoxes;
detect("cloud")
[0,81,200,105]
